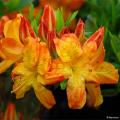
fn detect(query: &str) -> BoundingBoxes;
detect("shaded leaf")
[65,11,78,26]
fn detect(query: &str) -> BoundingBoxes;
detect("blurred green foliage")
[0,0,33,16]
[78,0,120,96]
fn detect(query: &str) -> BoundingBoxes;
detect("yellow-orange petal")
[78,41,97,66]
[0,38,23,60]
[86,27,104,48]
[37,42,51,75]
[12,63,32,79]
[54,33,82,62]
[0,60,14,73]
[33,82,56,109]
[12,76,31,99]
[12,63,32,98]
[67,74,86,109]
[90,42,105,66]
[23,37,39,69]
[3,15,22,46]
[44,59,69,85]
[86,83,103,107]
[87,62,119,84]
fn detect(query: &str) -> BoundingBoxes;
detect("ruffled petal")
[67,74,86,109]
[33,82,56,109]
[12,63,32,98]
[3,15,22,46]
[37,42,51,75]
[0,60,14,73]
[86,62,119,84]
[44,59,70,85]
[76,41,97,66]
[23,37,39,69]
[0,38,23,60]
[54,33,82,62]
[86,83,103,107]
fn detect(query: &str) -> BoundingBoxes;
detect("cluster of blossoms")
[0,4,119,109]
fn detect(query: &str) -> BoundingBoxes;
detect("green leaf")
[60,80,67,90]
[4,0,20,10]
[28,4,34,22]
[55,8,64,32]
[110,32,120,62]
[65,11,78,26]
[35,9,43,24]
[31,19,38,35]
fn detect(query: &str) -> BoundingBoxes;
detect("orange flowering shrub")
[0,4,119,109]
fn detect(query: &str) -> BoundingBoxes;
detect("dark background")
[41,87,120,120]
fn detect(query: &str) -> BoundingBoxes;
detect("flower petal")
[38,4,56,41]
[33,82,56,109]
[86,27,104,48]
[44,59,69,85]
[3,15,22,46]
[75,19,84,40]
[19,16,36,44]
[67,74,86,109]
[0,38,23,60]
[41,4,56,31]
[12,76,32,99]
[23,37,39,69]
[37,42,51,75]
[0,60,14,73]
[54,33,82,62]
[12,63,32,98]
[87,62,119,84]
[78,41,97,65]
[86,83,103,107]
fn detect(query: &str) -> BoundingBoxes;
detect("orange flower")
[0,15,24,73]
[51,24,119,109]
[39,4,56,56]
[2,103,23,120]
[0,14,36,73]
[11,37,63,109]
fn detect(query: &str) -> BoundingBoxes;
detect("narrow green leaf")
[35,9,43,24]
[55,8,64,32]
[31,19,38,35]
[60,80,67,90]
[65,11,78,27]
[28,4,34,22]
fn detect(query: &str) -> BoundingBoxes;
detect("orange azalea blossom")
[11,37,64,109]
[39,4,56,56]
[1,103,23,120]
[50,21,119,109]
[0,14,36,73]
[0,14,23,73]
